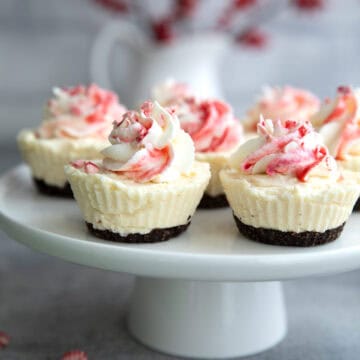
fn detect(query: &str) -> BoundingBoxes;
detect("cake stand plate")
[1,165,360,359]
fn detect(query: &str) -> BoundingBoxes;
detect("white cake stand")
[1,165,360,359]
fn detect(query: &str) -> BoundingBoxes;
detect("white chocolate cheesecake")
[17,84,126,196]
[243,85,320,133]
[221,118,359,246]
[152,79,243,208]
[66,101,210,243]
[311,86,360,210]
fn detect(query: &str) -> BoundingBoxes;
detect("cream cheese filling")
[65,161,210,235]
[17,130,109,187]
[220,170,359,233]
[196,149,238,197]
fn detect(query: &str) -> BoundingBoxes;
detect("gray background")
[1,0,360,359]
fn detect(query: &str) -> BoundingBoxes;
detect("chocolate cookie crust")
[86,221,191,243]
[353,197,360,212]
[234,215,345,247]
[198,193,228,209]
[34,178,74,198]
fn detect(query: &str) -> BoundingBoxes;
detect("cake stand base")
[128,278,287,359]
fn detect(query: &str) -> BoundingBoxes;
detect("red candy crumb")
[84,161,100,174]
[284,120,297,129]
[338,85,351,95]
[71,160,99,174]
[71,160,86,169]
[298,124,308,137]
[61,350,88,360]
[0,331,10,349]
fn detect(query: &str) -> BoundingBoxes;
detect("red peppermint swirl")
[242,119,332,182]
[180,99,242,153]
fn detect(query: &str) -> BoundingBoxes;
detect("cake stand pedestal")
[1,166,360,359]
[128,279,285,358]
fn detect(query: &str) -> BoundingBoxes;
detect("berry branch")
[93,0,326,48]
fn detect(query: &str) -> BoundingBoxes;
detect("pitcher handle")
[90,19,150,90]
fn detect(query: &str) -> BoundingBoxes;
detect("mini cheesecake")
[243,85,320,136]
[221,118,360,247]
[66,101,210,243]
[18,132,110,197]
[17,84,126,197]
[311,86,360,211]
[66,160,209,242]
[195,151,232,208]
[152,79,243,208]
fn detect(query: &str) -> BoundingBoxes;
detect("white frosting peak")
[311,86,360,160]
[101,101,195,183]
[38,84,126,139]
[230,118,339,182]
[153,79,243,153]
[243,85,320,132]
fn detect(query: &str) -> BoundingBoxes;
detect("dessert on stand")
[243,86,320,134]
[1,164,360,359]
[153,80,243,208]
[66,100,210,243]
[221,118,359,246]
[311,86,360,210]
[5,80,360,359]
[17,84,126,197]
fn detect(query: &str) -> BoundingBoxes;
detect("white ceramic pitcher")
[90,20,230,107]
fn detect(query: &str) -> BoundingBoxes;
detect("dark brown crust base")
[353,197,360,212]
[86,221,191,243]
[34,178,74,198]
[197,193,228,209]
[233,215,345,247]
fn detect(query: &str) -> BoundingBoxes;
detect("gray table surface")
[0,145,360,360]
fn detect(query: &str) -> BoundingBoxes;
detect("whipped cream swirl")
[230,117,338,182]
[152,78,195,107]
[244,86,320,132]
[37,84,126,139]
[101,101,194,183]
[311,86,360,160]
[153,80,243,153]
[181,99,243,153]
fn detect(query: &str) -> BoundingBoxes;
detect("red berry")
[61,350,88,360]
[293,0,323,11]
[0,331,10,349]
[236,28,268,48]
[233,0,257,10]
[151,19,175,44]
